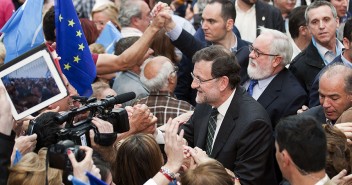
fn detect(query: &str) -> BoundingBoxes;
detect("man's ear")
[272,56,283,68]
[168,73,177,85]
[226,19,234,32]
[219,76,229,91]
[343,37,351,49]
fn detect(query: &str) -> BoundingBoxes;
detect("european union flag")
[0,0,44,63]
[95,21,121,54]
[55,0,96,97]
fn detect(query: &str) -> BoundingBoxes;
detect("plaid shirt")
[136,91,194,127]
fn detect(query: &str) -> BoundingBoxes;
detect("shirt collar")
[216,89,236,117]
[341,53,352,68]
[315,39,344,64]
[314,174,330,185]
[257,75,277,89]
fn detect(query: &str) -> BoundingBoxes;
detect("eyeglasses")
[248,45,279,58]
[173,66,179,73]
[190,72,218,85]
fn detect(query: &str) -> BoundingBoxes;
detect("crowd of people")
[1,0,352,184]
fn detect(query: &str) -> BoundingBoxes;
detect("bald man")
[138,56,194,126]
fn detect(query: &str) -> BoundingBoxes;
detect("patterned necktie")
[206,108,219,155]
[247,79,258,96]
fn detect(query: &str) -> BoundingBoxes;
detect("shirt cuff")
[144,178,158,185]
[154,129,165,144]
[166,23,183,41]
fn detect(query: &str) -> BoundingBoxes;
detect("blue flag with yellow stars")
[54,0,96,97]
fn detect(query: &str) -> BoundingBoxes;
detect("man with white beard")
[244,27,307,128]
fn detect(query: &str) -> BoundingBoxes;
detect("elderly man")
[138,56,194,127]
[118,0,151,37]
[289,1,343,93]
[245,27,307,128]
[275,115,334,185]
[181,45,276,185]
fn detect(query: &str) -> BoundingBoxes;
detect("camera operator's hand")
[0,85,15,136]
[67,146,101,183]
[91,117,113,133]
[14,134,37,155]
[129,104,157,134]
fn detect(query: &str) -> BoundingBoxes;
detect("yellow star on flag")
[64,63,71,70]
[59,14,63,22]
[68,19,75,27]
[76,30,82,38]
[78,43,84,51]
[74,55,81,63]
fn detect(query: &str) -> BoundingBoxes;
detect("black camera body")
[54,92,136,146]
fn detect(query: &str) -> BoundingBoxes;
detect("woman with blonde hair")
[7,148,62,185]
[91,1,121,33]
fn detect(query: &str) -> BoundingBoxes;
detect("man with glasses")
[154,0,251,105]
[138,56,194,127]
[289,1,343,93]
[181,45,277,185]
[245,27,307,128]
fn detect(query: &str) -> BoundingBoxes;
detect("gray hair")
[305,1,338,24]
[321,63,352,94]
[140,58,175,92]
[259,27,293,67]
[118,1,142,27]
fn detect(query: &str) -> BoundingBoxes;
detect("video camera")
[54,92,136,146]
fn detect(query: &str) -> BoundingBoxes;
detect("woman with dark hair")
[80,18,100,45]
[113,134,164,185]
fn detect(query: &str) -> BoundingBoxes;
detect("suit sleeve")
[234,119,276,185]
[0,132,16,185]
[180,114,195,147]
[172,29,205,59]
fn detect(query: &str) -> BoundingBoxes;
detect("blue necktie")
[247,80,258,96]
[206,108,219,155]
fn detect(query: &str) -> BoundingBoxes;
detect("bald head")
[140,56,176,92]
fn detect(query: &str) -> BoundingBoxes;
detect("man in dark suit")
[158,0,250,105]
[309,17,352,107]
[302,64,352,126]
[289,1,343,93]
[245,27,307,128]
[181,45,277,185]
[275,115,335,185]
[235,0,285,43]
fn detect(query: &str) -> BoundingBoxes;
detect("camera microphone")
[100,92,136,107]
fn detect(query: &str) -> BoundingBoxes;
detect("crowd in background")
[1,0,352,185]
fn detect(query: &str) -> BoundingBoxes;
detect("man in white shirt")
[275,115,334,185]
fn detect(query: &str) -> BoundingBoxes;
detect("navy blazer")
[173,29,250,105]
[308,55,344,107]
[289,41,325,93]
[181,86,277,185]
[256,68,308,127]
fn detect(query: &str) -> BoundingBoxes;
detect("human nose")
[322,98,331,108]
[191,78,200,89]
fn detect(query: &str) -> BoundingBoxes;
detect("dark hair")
[80,18,99,45]
[114,36,140,55]
[150,30,177,63]
[289,6,307,39]
[208,0,236,21]
[114,134,163,185]
[93,157,112,182]
[305,1,338,23]
[43,6,56,42]
[343,18,352,40]
[192,45,241,89]
[275,115,327,173]
[32,112,62,152]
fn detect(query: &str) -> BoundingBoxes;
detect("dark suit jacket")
[289,41,325,93]
[257,68,308,128]
[255,0,285,35]
[181,86,277,185]
[301,105,327,124]
[308,55,344,107]
[0,132,15,185]
[173,29,250,105]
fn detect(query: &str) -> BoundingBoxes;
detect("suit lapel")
[210,86,242,158]
[256,70,286,109]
